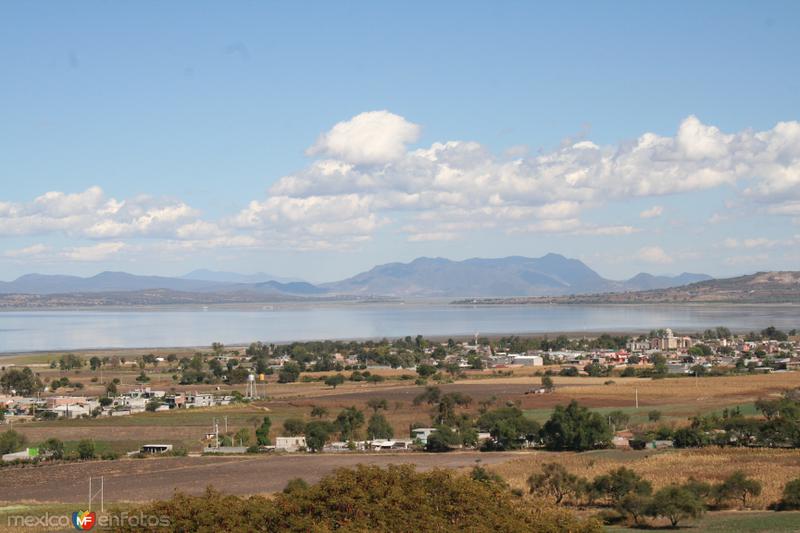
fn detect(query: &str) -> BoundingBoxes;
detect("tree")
[593,467,652,504]
[425,425,461,452]
[477,406,540,450]
[310,406,328,419]
[413,386,441,406]
[77,439,96,460]
[282,478,309,494]
[714,471,762,509]
[145,399,162,412]
[775,477,800,510]
[105,381,118,396]
[89,356,102,371]
[0,367,42,395]
[647,485,705,527]
[366,398,388,413]
[305,420,335,452]
[416,364,437,379]
[367,413,394,440]
[0,430,27,455]
[283,418,307,436]
[234,428,251,446]
[40,437,65,460]
[648,410,662,422]
[541,401,612,451]
[541,375,554,392]
[335,407,365,441]
[255,416,272,445]
[527,463,584,505]
[672,427,708,448]
[278,362,302,383]
[607,411,630,431]
[324,374,345,389]
[618,493,651,525]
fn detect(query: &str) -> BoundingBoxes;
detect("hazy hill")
[182,269,303,284]
[323,254,709,297]
[460,271,800,304]
[0,272,228,295]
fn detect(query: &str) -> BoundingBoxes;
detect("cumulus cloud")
[62,241,127,261]
[0,187,199,239]
[637,246,673,264]
[3,244,49,258]
[640,205,663,219]
[4,112,800,260]
[257,112,800,244]
[306,111,421,165]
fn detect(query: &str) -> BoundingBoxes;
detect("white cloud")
[62,242,127,262]
[637,246,673,264]
[639,205,663,219]
[3,244,48,258]
[306,110,421,165]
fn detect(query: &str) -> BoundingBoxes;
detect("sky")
[1,1,799,283]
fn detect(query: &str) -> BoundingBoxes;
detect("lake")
[1,303,798,353]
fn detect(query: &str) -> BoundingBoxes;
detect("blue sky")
[1,1,799,282]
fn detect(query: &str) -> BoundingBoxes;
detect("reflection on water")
[0,304,798,352]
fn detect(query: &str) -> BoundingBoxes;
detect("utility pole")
[635,388,639,409]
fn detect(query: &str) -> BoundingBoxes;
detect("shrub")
[119,465,602,532]
[775,477,800,510]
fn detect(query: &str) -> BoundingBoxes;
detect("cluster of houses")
[420,328,800,376]
[0,387,236,422]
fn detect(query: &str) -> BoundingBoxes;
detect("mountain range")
[459,271,800,305]
[320,254,711,297]
[0,254,711,299]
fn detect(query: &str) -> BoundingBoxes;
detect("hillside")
[456,271,800,304]
[323,254,710,297]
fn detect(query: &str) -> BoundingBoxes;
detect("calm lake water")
[1,303,798,353]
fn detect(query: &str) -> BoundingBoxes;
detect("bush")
[119,465,602,532]
[775,477,800,510]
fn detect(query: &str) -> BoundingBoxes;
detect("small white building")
[511,355,543,366]
[275,436,307,452]
[411,427,437,445]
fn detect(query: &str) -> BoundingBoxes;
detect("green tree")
[145,399,162,412]
[366,398,388,413]
[283,418,306,436]
[776,477,800,510]
[234,428,251,446]
[310,405,328,418]
[714,471,762,509]
[672,427,708,448]
[335,406,365,441]
[89,356,102,371]
[305,420,335,452]
[0,430,28,455]
[40,437,65,460]
[592,467,652,504]
[367,413,394,440]
[618,493,651,525]
[416,364,437,378]
[477,406,540,450]
[527,463,584,505]
[324,374,345,389]
[541,375,554,392]
[647,485,705,527]
[76,439,95,460]
[541,401,612,451]
[255,416,272,445]
[278,362,302,383]
[648,410,662,422]
[0,367,42,395]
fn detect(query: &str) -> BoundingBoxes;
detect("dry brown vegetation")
[490,448,800,510]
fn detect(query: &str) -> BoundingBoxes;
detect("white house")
[275,436,307,452]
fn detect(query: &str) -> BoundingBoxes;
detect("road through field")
[0,452,519,504]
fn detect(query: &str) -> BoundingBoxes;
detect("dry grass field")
[490,448,800,510]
